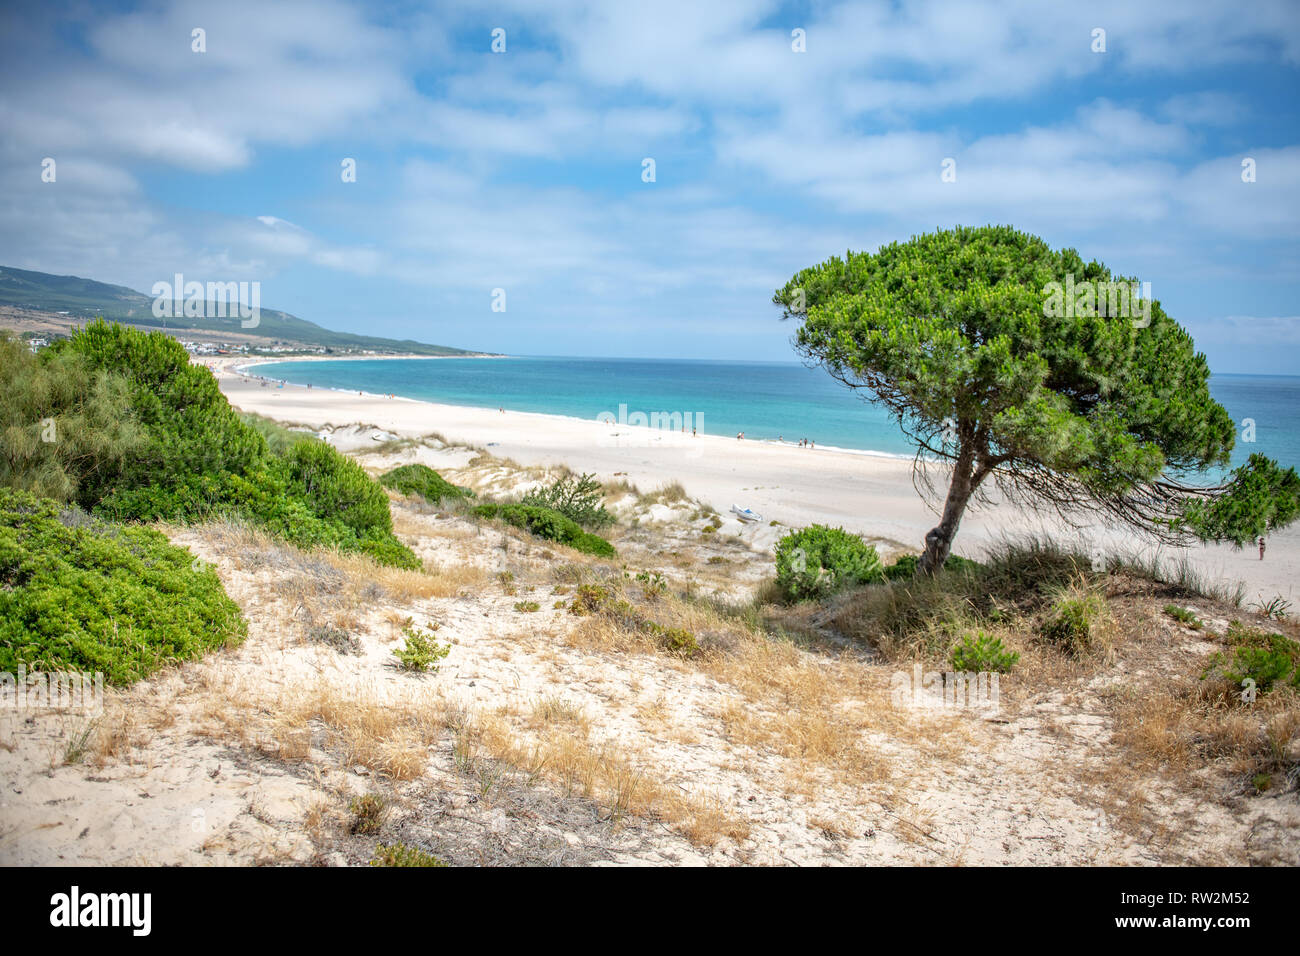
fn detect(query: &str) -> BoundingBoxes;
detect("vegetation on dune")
[11,320,420,569]
[882,552,983,581]
[949,631,1019,673]
[0,333,144,501]
[0,489,246,684]
[775,224,1300,575]
[379,463,472,503]
[774,524,883,601]
[1203,622,1300,695]
[473,502,616,557]
[370,843,448,867]
[521,472,614,529]
[392,622,451,673]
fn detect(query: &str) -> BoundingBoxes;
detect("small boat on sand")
[730,505,762,523]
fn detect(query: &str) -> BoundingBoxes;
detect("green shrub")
[521,472,613,529]
[514,600,540,612]
[568,584,612,615]
[392,623,450,672]
[379,463,471,503]
[950,631,1019,673]
[649,623,700,657]
[774,525,883,601]
[370,843,448,867]
[0,489,246,684]
[36,321,418,569]
[0,333,144,503]
[282,439,393,534]
[1040,584,1110,657]
[883,552,983,581]
[473,503,616,558]
[1202,622,1300,696]
[60,320,266,520]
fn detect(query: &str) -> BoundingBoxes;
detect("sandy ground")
[214,356,1299,603]
[3,432,1295,867]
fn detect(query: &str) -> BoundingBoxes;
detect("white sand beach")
[213,357,1299,602]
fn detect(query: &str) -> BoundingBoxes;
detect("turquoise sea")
[245,356,1300,476]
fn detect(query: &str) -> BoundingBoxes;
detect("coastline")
[207,356,1300,601]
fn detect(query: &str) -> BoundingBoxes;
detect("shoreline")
[207,356,1300,601]
[234,356,920,465]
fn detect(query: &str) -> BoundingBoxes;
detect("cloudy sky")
[1,0,1298,370]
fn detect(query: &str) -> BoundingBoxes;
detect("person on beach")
[1260,536,1266,560]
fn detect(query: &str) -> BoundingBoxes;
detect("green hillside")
[0,265,486,355]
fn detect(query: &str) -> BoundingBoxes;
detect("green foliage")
[1178,454,1300,548]
[379,463,471,503]
[1202,622,1300,696]
[776,225,1299,560]
[568,584,612,615]
[1163,604,1201,628]
[648,623,700,657]
[28,321,419,568]
[392,623,450,672]
[473,503,616,558]
[774,524,883,601]
[521,472,613,529]
[1040,585,1110,657]
[514,600,540,612]
[236,411,313,456]
[0,332,145,502]
[59,320,266,519]
[370,843,448,867]
[1250,594,1292,621]
[629,569,667,598]
[0,489,246,685]
[883,552,983,581]
[949,631,1019,673]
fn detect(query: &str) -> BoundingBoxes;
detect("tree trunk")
[918,439,979,576]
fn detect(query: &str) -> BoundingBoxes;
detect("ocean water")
[245,356,1300,475]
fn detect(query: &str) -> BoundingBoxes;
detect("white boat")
[730,505,762,523]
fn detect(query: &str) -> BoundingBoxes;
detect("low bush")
[883,552,983,581]
[774,524,883,601]
[1040,581,1111,658]
[0,489,246,684]
[950,631,1019,673]
[379,463,471,503]
[1202,622,1300,696]
[392,623,451,673]
[473,503,616,558]
[521,472,613,529]
[370,843,448,867]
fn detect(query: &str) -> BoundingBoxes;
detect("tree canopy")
[774,224,1300,574]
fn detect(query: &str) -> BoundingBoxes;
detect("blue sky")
[1,0,1298,371]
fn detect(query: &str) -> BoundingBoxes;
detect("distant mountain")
[0,265,489,356]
